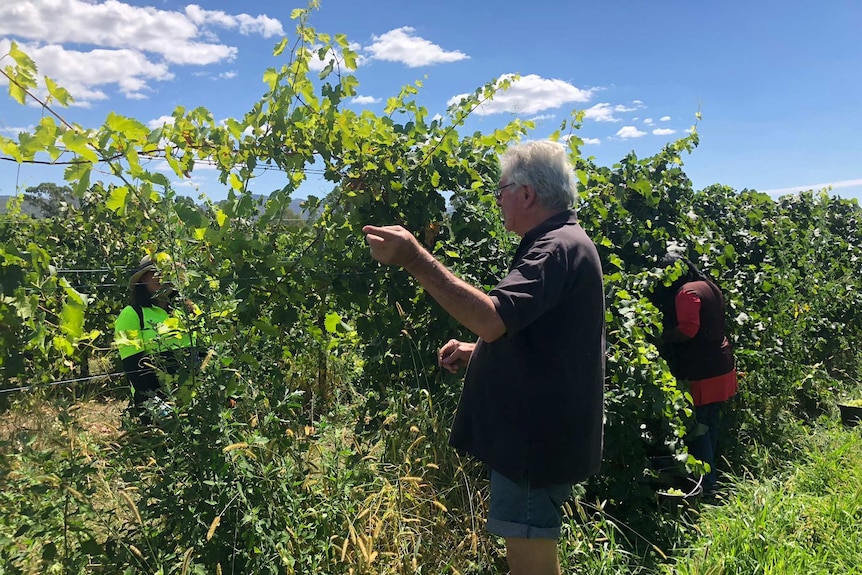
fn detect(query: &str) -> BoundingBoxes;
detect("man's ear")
[523,185,536,206]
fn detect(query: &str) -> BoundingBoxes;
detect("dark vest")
[664,280,735,380]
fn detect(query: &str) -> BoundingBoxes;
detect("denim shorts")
[486,469,573,539]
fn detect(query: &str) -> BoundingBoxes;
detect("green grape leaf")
[106,186,129,214]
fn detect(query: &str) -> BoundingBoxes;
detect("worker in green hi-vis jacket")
[114,254,199,423]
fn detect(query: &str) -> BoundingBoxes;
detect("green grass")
[1,391,861,574]
[663,426,862,575]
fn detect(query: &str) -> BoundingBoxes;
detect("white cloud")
[759,179,862,197]
[582,137,601,145]
[643,118,654,125]
[218,71,238,80]
[163,42,236,66]
[616,126,646,138]
[0,124,36,134]
[528,114,556,122]
[652,128,676,136]
[660,115,671,121]
[366,27,468,67]
[0,0,283,104]
[234,14,284,38]
[351,95,381,105]
[584,103,621,122]
[152,160,177,174]
[0,1,252,63]
[147,116,176,130]
[0,41,174,105]
[614,103,644,113]
[584,101,645,122]
[184,5,283,38]
[449,74,593,116]
[306,43,366,72]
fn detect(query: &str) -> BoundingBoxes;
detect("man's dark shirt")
[449,210,605,487]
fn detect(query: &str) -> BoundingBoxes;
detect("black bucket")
[838,403,862,427]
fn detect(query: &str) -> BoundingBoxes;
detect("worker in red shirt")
[651,251,738,492]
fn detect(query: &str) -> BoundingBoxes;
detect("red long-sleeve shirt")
[675,288,738,406]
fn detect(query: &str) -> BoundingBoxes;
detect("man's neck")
[517,208,569,238]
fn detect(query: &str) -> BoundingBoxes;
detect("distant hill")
[289,197,311,216]
[244,194,318,220]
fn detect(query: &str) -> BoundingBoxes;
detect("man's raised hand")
[362,225,423,268]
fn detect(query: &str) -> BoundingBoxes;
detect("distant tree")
[277,205,306,227]
[173,194,207,216]
[23,182,76,218]
[216,194,310,228]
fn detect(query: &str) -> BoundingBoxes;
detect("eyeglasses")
[493,182,517,200]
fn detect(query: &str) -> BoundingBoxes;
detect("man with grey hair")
[363,140,605,575]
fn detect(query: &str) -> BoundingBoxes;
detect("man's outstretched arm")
[363,224,506,342]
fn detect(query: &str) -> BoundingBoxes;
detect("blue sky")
[1,0,860,203]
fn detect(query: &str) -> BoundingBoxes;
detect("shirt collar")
[521,209,578,244]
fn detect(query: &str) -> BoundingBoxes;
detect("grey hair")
[500,140,577,212]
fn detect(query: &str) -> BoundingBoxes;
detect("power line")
[1,151,333,178]
[0,218,314,226]
[12,261,374,275]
